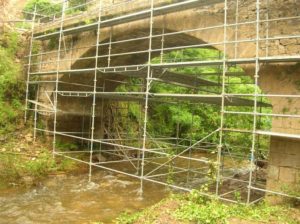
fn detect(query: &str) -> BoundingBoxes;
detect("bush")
[24,0,88,19]
[0,148,77,186]
[68,0,87,13]
[0,31,24,133]
[24,0,62,18]
[174,193,298,224]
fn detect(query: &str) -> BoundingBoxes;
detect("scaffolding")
[25,0,300,204]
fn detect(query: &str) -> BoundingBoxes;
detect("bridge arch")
[57,18,300,203]
[33,0,300,203]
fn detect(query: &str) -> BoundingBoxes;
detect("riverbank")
[0,127,79,189]
[115,192,300,224]
[0,28,79,189]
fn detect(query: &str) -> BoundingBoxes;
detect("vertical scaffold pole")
[39,49,43,72]
[136,100,143,175]
[99,80,105,158]
[137,79,145,176]
[108,27,112,67]
[265,0,269,57]
[24,5,37,123]
[234,0,239,59]
[160,16,165,64]
[247,0,260,204]
[53,0,67,158]
[216,0,228,197]
[88,0,102,182]
[186,104,195,184]
[139,0,154,195]
[33,84,40,142]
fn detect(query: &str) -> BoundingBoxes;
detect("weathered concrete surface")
[35,0,300,199]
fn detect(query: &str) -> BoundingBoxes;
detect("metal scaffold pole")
[186,104,195,184]
[247,0,261,204]
[160,16,165,64]
[33,85,40,142]
[265,0,269,57]
[24,5,37,123]
[216,0,228,197]
[139,0,154,195]
[136,91,144,176]
[53,0,67,158]
[234,0,239,59]
[89,0,103,182]
[108,27,113,67]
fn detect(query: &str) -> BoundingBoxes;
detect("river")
[0,171,168,224]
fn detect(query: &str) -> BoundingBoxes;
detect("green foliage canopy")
[115,48,272,155]
[24,0,62,17]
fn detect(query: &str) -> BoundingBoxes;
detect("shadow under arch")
[56,28,274,150]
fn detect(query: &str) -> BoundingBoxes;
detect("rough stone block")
[278,44,287,54]
[268,165,279,180]
[286,44,300,54]
[280,38,297,46]
[270,153,300,168]
[279,167,296,183]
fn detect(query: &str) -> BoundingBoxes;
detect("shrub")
[68,0,87,13]
[24,0,62,18]
[0,31,24,133]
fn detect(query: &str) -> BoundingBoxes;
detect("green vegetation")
[56,140,79,151]
[0,29,77,188]
[281,179,300,205]
[115,48,272,157]
[0,31,25,134]
[24,0,62,18]
[173,193,295,224]
[116,212,142,224]
[0,146,76,188]
[24,0,88,19]
[67,0,87,14]
[47,37,59,50]
[116,193,299,224]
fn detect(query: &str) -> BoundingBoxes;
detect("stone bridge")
[29,0,300,200]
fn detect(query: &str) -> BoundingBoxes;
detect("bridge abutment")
[259,64,300,202]
[268,137,300,191]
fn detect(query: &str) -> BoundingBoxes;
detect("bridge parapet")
[32,0,204,38]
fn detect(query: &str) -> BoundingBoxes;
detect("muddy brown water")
[0,152,252,224]
[0,171,168,224]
